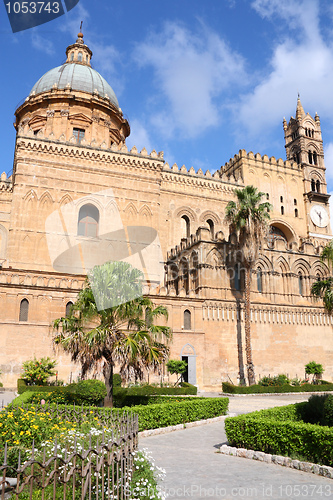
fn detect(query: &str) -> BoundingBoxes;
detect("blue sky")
[2,0,333,213]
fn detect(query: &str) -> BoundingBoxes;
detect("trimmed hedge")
[112,394,202,408]
[225,403,333,466]
[114,383,197,397]
[9,397,228,432]
[222,381,333,394]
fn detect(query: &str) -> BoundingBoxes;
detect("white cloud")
[236,0,333,140]
[31,32,55,55]
[133,22,246,139]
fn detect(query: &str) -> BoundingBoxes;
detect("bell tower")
[283,96,331,240]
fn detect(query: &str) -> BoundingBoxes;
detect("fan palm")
[52,261,171,405]
[311,239,333,313]
[225,185,272,385]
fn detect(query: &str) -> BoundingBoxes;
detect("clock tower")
[283,96,331,241]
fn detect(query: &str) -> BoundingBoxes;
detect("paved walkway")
[139,394,333,500]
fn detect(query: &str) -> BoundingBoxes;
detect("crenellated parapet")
[162,161,240,191]
[0,172,13,192]
[220,149,298,178]
[14,135,165,172]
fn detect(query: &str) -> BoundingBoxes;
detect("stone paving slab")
[139,394,333,500]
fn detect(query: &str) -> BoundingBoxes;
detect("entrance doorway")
[180,344,197,385]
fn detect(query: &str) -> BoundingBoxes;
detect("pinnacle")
[296,95,305,120]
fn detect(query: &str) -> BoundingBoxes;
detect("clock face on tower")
[310,205,329,228]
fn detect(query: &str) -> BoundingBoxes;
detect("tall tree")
[311,239,333,313]
[225,185,271,385]
[52,261,171,406]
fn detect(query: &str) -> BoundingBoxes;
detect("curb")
[222,391,333,397]
[139,415,229,438]
[220,444,333,479]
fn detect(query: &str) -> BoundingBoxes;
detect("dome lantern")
[65,24,92,67]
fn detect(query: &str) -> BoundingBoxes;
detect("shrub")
[65,380,107,406]
[113,373,122,387]
[115,383,197,397]
[324,394,333,426]
[222,381,333,394]
[305,361,324,384]
[124,397,228,431]
[225,403,333,466]
[21,357,57,385]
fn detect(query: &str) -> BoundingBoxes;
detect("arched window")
[70,52,74,61]
[281,206,284,215]
[181,215,190,238]
[65,301,73,317]
[296,151,301,164]
[234,263,241,291]
[294,199,297,205]
[280,196,283,203]
[298,273,303,296]
[206,219,214,239]
[184,310,191,330]
[313,151,318,165]
[19,299,29,322]
[78,52,83,62]
[295,208,298,218]
[78,204,99,237]
[308,150,313,164]
[257,268,263,293]
[311,179,316,191]
[316,180,320,193]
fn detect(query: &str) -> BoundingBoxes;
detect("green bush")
[222,381,333,394]
[225,405,333,466]
[113,394,202,408]
[22,357,57,385]
[113,373,122,387]
[63,380,107,406]
[122,397,228,431]
[258,374,290,386]
[115,383,197,397]
[324,395,333,426]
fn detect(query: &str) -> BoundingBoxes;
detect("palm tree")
[225,185,272,385]
[52,261,172,406]
[311,239,333,313]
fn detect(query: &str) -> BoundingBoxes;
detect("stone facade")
[0,35,332,390]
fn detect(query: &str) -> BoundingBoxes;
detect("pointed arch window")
[308,150,313,164]
[78,52,83,62]
[78,204,99,237]
[313,151,318,165]
[311,179,316,192]
[295,208,298,218]
[316,180,320,193]
[298,273,304,296]
[281,206,284,215]
[19,299,29,322]
[257,268,263,293]
[206,219,214,239]
[65,301,73,317]
[181,215,190,238]
[184,310,191,330]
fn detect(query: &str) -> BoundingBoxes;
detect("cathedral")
[0,32,332,390]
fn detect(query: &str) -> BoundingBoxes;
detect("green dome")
[30,63,119,108]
